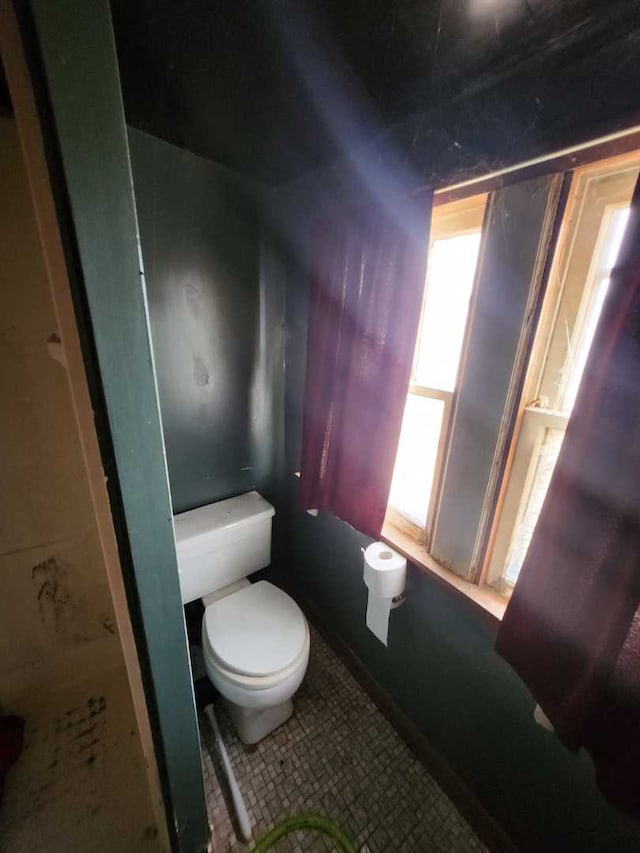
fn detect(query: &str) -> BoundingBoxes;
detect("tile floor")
[198,626,487,852]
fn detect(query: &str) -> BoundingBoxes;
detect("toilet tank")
[173,491,275,604]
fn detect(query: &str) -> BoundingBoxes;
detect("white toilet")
[173,491,309,744]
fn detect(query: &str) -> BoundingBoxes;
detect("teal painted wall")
[129,129,284,515]
[27,3,209,849]
[277,174,640,852]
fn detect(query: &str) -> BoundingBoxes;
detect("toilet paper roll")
[363,542,407,598]
[363,543,407,646]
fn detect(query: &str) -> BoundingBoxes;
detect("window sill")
[381,522,508,626]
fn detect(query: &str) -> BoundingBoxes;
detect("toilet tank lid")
[173,491,274,546]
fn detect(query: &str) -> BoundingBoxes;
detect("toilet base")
[224,697,294,744]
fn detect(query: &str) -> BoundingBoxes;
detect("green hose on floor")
[249,814,357,852]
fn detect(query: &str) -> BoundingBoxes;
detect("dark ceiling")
[2,2,638,183]
[110,0,640,184]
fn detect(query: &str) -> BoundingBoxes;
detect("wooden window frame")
[385,140,640,623]
[484,152,640,589]
[484,406,569,591]
[386,194,487,545]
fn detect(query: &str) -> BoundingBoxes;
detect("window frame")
[384,140,640,622]
[386,193,487,546]
[483,153,640,590]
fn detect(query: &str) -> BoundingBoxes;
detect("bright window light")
[563,206,629,412]
[504,427,565,584]
[389,228,482,529]
[388,396,445,526]
[414,233,482,392]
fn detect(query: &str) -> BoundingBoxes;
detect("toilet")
[173,491,309,744]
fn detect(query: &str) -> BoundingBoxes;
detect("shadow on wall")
[130,129,284,516]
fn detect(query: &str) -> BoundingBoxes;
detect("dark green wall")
[26,3,209,849]
[129,129,284,515]
[277,175,640,852]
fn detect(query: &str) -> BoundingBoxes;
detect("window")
[387,195,486,540]
[384,148,640,613]
[486,158,639,592]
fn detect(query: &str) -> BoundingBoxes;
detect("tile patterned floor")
[198,626,487,852]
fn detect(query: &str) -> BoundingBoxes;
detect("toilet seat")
[201,582,310,713]
[203,580,307,677]
[202,621,309,691]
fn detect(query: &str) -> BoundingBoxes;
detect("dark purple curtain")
[496,176,640,819]
[299,194,432,539]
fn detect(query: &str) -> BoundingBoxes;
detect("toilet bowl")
[201,580,310,743]
[174,491,309,744]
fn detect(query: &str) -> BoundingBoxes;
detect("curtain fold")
[299,194,432,539]
[496,176,640,819]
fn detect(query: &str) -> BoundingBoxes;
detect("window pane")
[505,210,628,579]
[562,275,610,412]
[504,428,565,584]
[413,232,481,392]
[603,206,630,270]
[388,395,444,527]
[562,206,629,412]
